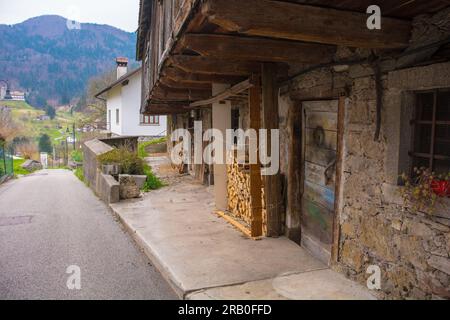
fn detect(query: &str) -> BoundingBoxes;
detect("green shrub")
[97,148,145,175]
[142,164,164,191]
[97,148,121,164]
[71,150,83,162]
[74,167,85,182]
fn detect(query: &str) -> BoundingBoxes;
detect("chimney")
[116,57,128,79]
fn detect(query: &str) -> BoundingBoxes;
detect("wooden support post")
[286,101,302,244]
[331,96,346,264]
[248,74,263,238]
[262,63,282,237]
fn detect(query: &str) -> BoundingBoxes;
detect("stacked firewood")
[226,154,267,235]
[227,159,251,225]
[261,185,267,235]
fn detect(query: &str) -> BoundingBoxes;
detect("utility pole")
[2,146,7,176]
[72,123,76,150]
[65,140,68,166]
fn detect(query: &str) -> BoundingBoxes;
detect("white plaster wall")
[106,70,167,137]
[107,86,122,136]
[212,83,231,211]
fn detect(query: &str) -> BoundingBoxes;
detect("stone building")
[136,0,450,299]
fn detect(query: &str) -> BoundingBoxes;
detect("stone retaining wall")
[83,139,119,204]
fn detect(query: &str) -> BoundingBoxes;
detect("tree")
[0,107,19,144]
[77,69,116,128]
[34,95,47,109]
[46,105,56,120]
[16,142,38,160]
[38,134,52,154]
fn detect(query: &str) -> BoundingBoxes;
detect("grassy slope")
[2,101,83,144]
[13,158,31,175]
[138,137,168,158]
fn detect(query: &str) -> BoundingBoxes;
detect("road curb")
[109,205,187,299]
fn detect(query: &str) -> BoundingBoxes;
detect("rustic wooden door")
[301,100,339,265]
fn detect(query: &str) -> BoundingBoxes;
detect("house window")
[116,109,119,125]
[108,110,111,130]
[141,114,160,125]
[409,90,450,175]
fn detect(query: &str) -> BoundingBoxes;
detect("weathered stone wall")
[283,57,450,299]
[337,62,450,300]
[283,7,450,296]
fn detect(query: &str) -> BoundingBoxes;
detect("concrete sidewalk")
[110,157,375,300]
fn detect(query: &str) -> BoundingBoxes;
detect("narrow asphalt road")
[0,170,177,300]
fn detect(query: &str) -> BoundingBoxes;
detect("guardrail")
[0,144,14,183]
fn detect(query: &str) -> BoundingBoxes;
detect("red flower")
[431,180,450,197]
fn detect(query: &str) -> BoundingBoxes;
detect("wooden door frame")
[331,96,346,264]
[299,96,346,266]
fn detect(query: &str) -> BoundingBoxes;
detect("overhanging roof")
[137,0,450,114]
[95,67,141,99]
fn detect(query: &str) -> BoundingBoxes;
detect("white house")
[95,58,167,137]
[10,91,26,101]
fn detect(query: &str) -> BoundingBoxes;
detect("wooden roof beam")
[168,55,261,76]
[151,85,211,101]
[164,67,246,84]
[143,102,191,115]
[202,0,411,49]
[159,77,212,90]
[190,78,254,108]
[179,34,336,63]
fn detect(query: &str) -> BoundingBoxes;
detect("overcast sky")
[0,0,140,32]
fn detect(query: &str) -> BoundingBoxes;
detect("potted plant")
[400,167,450,214]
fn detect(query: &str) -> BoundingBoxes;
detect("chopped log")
[226,152,267,236]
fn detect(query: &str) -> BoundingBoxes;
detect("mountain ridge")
[0,15,138,107]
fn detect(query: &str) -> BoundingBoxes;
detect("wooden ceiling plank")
[202,0,411,49]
